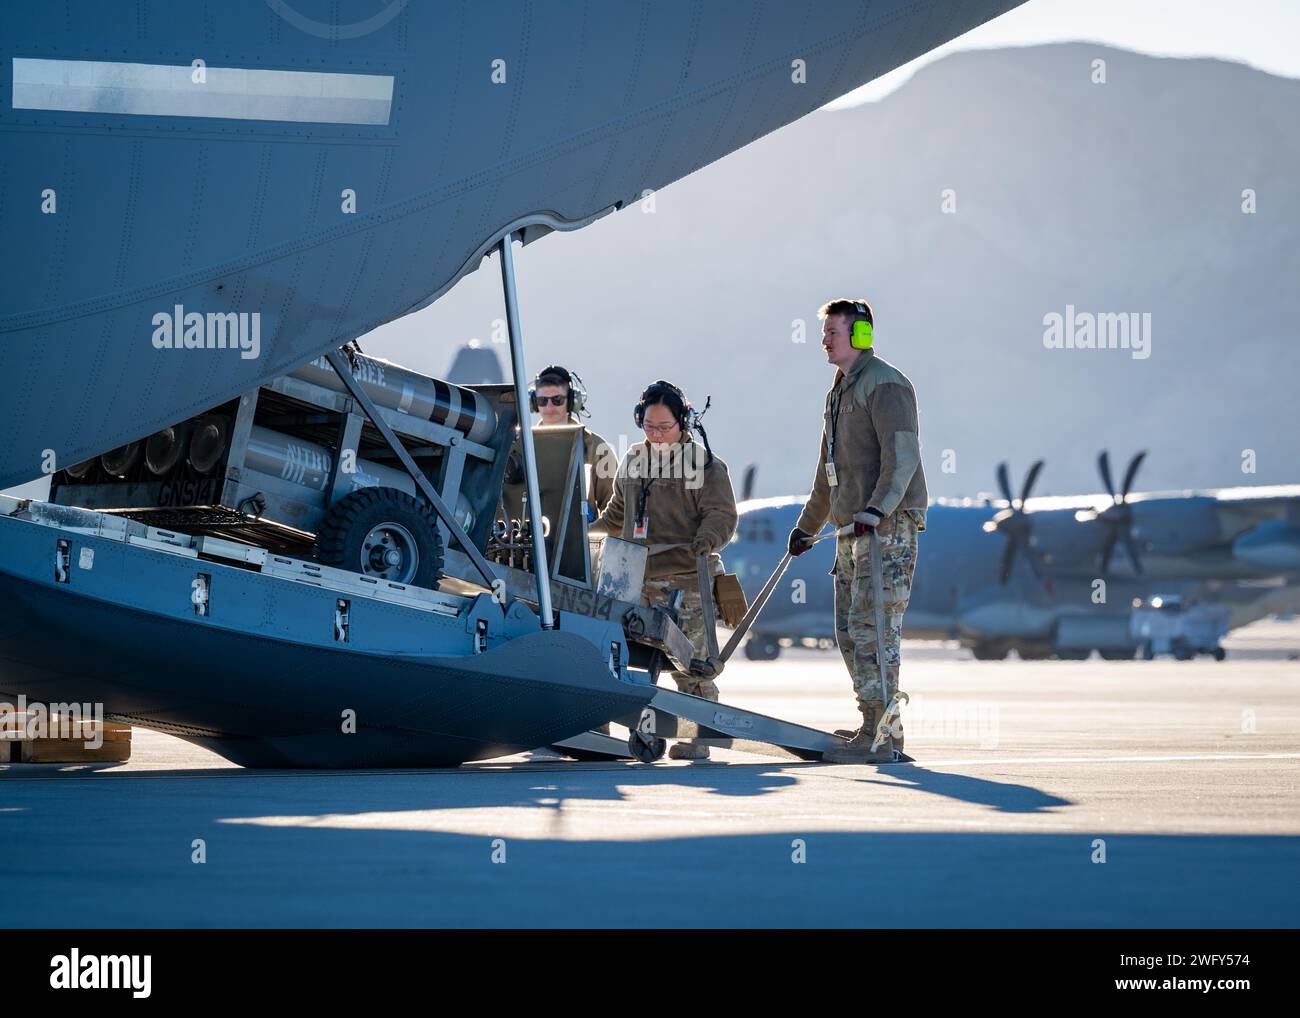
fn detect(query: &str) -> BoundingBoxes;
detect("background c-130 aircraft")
[728,453,1300,661]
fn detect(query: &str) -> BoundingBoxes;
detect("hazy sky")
[828,0,1300,107]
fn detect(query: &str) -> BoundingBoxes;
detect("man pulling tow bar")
[788,299,928,764]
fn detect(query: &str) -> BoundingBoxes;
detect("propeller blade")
[1020,459,1045,505]
[740,464,756,501]
[996,462,1014,504]
[1099,529,1118,573]
[999,539,1018,585]
[1120,450,1146,501]
[1122,531,1144,574]
[1098,451,1116,500]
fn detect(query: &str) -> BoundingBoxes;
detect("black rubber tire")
[972,641,1009,661]
[744,635,781,661]
[629,731,667,763]
[315,487,444,588]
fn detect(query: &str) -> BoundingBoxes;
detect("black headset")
[633,379,714,467]
[528,364,588,415]
[633,379,690,429]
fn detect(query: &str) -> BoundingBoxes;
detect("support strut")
[498,232,555,629]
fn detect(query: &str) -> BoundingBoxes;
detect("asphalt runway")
[2,621,1297,928]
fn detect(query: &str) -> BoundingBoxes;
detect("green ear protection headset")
[850,300,874,350]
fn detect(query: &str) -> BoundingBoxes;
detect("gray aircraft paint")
[0,0,1025,489]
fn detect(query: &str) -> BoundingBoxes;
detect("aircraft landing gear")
[744,634,781,661]
[629,709,667,762]
[971,641,1009,661]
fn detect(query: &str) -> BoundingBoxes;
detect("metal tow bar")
[641,688,842,761]
[715,525,850,667]
[561,525,859,762]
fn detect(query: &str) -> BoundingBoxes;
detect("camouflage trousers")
[641,577,719,701]
[833,512,919,706]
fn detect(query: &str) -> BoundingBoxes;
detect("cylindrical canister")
[244,426,474,532]
[289,354,496,444]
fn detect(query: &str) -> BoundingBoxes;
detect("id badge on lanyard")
[635,479,652,540]
[825,389,841,488]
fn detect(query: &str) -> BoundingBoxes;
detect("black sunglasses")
[535,394,568,407]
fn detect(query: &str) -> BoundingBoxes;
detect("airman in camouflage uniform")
[510,364,620,515]
[834,509,922,705]
[788,299,927,764]
[593,380,737,759]
[638,580,714,700]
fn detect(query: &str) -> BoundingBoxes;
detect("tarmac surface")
[2,620,1297,928]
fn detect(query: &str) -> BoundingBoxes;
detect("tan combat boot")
[669,678,718,760]
[832,717,904,754]
[824,700,900,764]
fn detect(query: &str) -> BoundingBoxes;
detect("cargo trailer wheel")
[744,634,781,661]
[316,487,444,587]
[629,729,667,763]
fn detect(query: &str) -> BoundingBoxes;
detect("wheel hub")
[361,522,419,582]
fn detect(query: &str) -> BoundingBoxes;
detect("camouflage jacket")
[593,434,738,580]
[795,347,928,535]
[581,426,620,516]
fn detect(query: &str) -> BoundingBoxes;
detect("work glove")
[787,527,814,557]
[852,507,885,537]
[690,534,712,556]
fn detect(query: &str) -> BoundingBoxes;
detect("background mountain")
[361,42,1300,502]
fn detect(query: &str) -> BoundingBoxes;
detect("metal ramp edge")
[645,688,845,761]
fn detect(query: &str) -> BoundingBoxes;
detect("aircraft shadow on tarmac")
[2,766,1296,927]
[3,754,1075,817]
[1,755,1075,815]
[852,765,1073,815]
